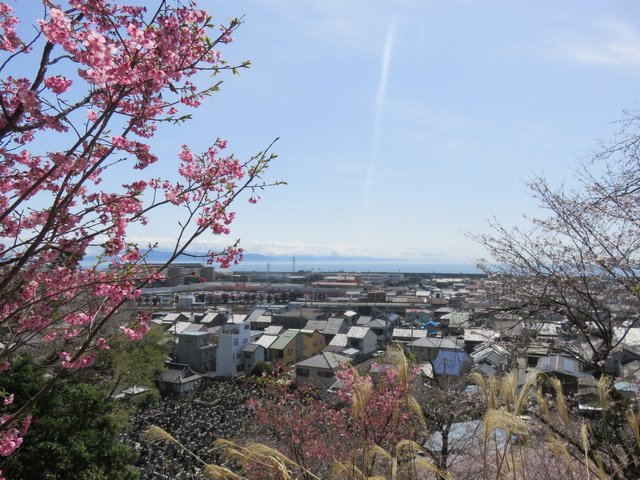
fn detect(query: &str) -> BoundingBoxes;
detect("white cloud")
[548,19,640,67]
[122,235,473,261]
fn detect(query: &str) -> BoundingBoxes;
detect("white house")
[216,320,252,377]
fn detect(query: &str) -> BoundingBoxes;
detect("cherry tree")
[248,375,348,479]
[476,114,640,377]
[0,0,276,462]
[247,349,423,479]
[475,113,640,478]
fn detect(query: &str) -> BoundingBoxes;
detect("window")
[244,325,250,330]
[318,371,334,378]
[287,348,293,356]
[297,368,309,377]
[236,352,243,359]
[313,340,318,347]
[233,338,239,346]
[243,338,248,344]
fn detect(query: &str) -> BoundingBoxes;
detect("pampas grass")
[550,378,569,428]
[201,464,247,480]
[597,375,611,411]
[581,422,591,480]
[547,434,574,480]
[142,425,179,444]
[142,359,632,480]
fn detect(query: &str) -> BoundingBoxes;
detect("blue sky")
[188,0,640,263]
[12,1,640,264]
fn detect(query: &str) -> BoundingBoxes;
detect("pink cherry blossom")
[43,75,73,94]
[0,0,275,455]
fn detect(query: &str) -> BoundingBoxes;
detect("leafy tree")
[0,0,277,453]
[3,383,137,480]
[72,324,170,402]
[249,360,273,377]
[0,357,137,479]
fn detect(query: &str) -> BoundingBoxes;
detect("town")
[113,264,640,478]
[3,1,639,479]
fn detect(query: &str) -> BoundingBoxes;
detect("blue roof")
[614,381,639,392]
[419,320,439,331]
[433,351,470,376]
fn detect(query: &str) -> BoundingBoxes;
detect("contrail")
[363,23,395,209]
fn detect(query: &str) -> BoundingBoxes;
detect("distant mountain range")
[137,250,436,264]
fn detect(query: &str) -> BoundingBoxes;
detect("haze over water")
[233,259,482,274]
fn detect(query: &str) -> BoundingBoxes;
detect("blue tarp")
[433,350,470,376]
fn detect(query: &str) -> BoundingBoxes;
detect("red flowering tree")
[248,351,422,478]
[0,0,275,461]
[335,361,421,450]
[248,377,348,478]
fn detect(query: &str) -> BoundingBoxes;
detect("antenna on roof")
[292,256,296,272]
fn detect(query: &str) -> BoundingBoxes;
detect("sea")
[232,259,482,274]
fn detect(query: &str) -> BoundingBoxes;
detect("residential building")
[269,330,300,364]
[345,326,377,355]
[174,331,216,373]
[298,329,326,359]
[295,352,351,388]
[366,318,393,346]
[409,337,465,362]
[391,328,428,343]
[537,355,582,396]
[242,343,267,374]
[157,363,202,395]
[272,308,326,330]
[216,320,252,376]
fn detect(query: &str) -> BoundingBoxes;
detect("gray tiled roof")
[347,326,371,339]
[158,366,201,384]
[296,352,351,369]
[410,337,463,350]
[255,334,278,349]
[328,334,348,347]
[324,318,348,335]
[242,343,263,353]
[305,320,328,332]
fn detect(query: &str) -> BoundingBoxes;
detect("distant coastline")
[93,250,482,274]
[232,255,482,274]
